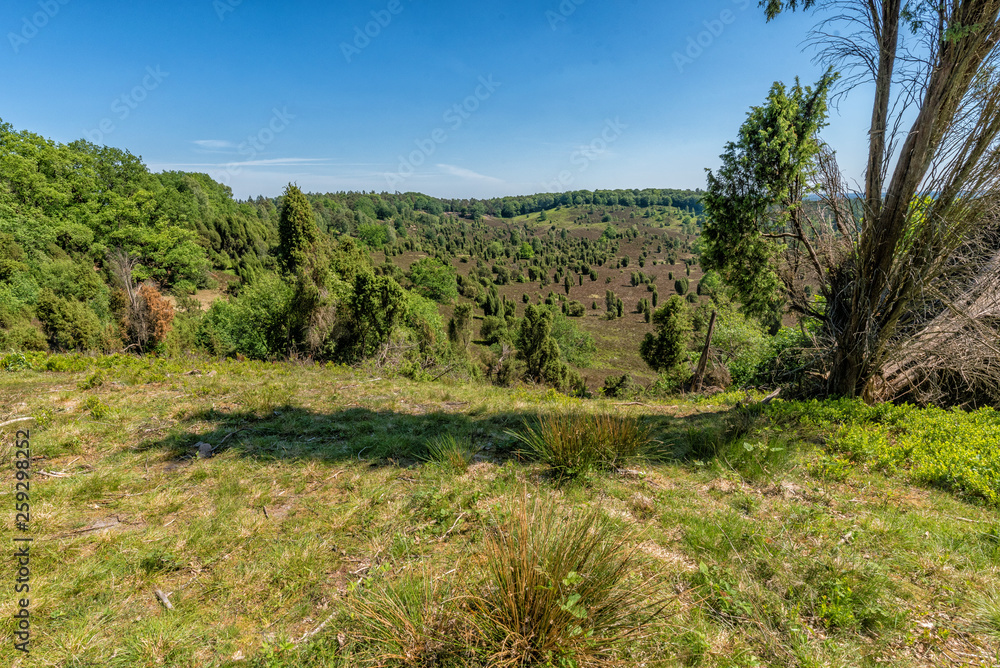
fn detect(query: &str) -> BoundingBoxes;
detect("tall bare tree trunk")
[830,0,1000,398]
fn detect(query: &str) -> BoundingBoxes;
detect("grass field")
[2,354,999,666]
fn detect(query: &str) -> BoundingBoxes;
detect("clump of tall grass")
[420,433,477,472]
[509,412,651,478]
[346,574,479,666]
[473,492,668,666]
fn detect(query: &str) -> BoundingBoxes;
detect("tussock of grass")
[346,575,477,666]
[419,433,477,472]
[473,491,668,666]
[509,411,651,478]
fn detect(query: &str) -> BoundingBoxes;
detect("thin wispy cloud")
[192,139,237,150]
[150,157,335,169]
[437,164,504,183]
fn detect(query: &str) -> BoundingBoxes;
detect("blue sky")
[2,0,873,200]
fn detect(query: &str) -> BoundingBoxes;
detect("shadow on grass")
[136,401,734,467]
[138,404,533,465]
[641,409,734,463]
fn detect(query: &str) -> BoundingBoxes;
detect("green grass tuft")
[420,433,478,472]
[509,411,651,478]
[473,491,668,667]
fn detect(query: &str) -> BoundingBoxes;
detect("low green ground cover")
[764,399,1000,505]
[0,354,998,666]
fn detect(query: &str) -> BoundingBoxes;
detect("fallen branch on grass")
[154,589,174,610]
[0,416,34,429]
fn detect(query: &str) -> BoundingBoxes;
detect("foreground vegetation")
[2,354,999,667]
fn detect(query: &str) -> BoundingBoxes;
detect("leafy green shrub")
[407,257,457,303]
[709,306,771,386]
[356,221,389,248]
[763,399,1000,504]
[0,289,47,352]
[602,373,633,399]
[474,493,666,666]
[42,354,92,373]
[197,274,294,359]
[83,395,111,419]
[35,289,101,351]
[400,290,445,357]
[549,311,595,367]
[1,352,36,373]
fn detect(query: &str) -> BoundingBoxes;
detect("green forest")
[1,116,736,397]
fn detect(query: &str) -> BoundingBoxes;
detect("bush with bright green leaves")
[197,274,294,360]
[709,305,771,386]
[35,289,102,352]
[356,221,389,248]
[764,398,1000,505]
[407,257,457,303]
[549,311,595,368]
[399,290,446,357]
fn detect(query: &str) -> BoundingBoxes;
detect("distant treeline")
[301,189,704,225]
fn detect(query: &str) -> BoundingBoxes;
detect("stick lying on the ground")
[760,388,781,405]
[155,589,174,610]
[0,416,34,429]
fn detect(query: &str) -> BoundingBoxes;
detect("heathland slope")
[2,353,999,667]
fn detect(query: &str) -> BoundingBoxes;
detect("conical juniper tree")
[516,304,568,386]
[639,295,692,374]
[275,183,331,353]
